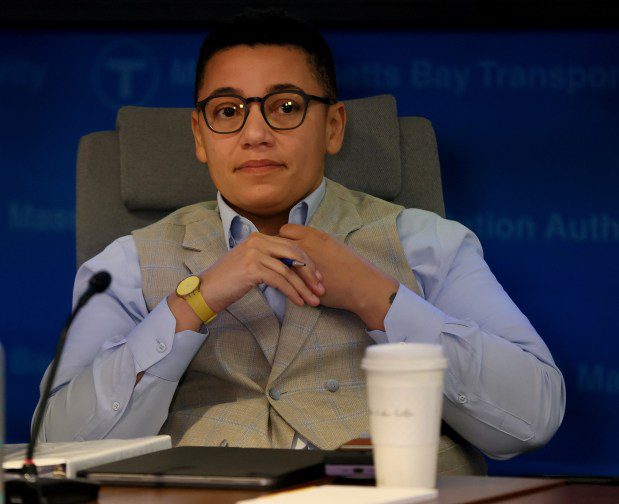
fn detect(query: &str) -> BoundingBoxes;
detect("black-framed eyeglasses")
[196,90,337,134]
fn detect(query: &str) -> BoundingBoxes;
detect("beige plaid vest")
[133,178,486,475]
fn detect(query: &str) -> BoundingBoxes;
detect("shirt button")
[242,224,250,234]
[156,342,167,353]
[112,401,121,411]
[458,394,467,404]
[269,388,281,401]
[325,379,340,393]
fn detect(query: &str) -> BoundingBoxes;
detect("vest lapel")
[225,290,281,366]
[182,208,281,366]
[269,180,363,384]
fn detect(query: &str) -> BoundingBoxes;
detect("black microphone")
[75,271,111,309]
[5,271,112,504]
[89,270,112,292]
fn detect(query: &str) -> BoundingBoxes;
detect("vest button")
[325,379,340,393]
[269,388,281,401]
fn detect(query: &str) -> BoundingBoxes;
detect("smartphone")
[323,450,375,479]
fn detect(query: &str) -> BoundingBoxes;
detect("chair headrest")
[118,94,401,210]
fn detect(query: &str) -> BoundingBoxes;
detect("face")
[191,45,346,218]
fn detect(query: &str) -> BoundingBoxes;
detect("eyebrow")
[209,86,242,96]
[208,83,306,97]
[267,83,305,93]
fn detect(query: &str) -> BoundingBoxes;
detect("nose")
[239,102,274,149]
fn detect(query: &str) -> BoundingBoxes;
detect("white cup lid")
[361,343,447,371]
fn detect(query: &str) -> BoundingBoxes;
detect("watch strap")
[185,291,217,324]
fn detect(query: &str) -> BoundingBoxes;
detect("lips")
[235,159,285,171]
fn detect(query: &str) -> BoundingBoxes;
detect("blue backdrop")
[1,29,618,477]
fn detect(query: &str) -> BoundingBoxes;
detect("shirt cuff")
[125,298,209,381]
[368,284,448,345]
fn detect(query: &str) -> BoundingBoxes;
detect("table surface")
[96,475,568,504]
[498,484,619,504]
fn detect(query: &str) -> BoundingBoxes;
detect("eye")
[270,98,302,115]
[215,104,241,119]
[280,101,297,114]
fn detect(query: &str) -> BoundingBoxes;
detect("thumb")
[279,223,306,239]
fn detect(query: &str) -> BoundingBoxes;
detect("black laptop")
[78,446,327,489]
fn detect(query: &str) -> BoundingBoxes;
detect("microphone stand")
[5,272,112,504]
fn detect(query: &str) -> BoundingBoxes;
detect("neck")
[230,204,291,236]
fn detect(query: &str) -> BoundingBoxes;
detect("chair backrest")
[76,94,445,266]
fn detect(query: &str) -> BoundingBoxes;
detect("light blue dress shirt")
[37,179,565,459]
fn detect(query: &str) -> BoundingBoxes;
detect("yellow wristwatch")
[176,275,217,324]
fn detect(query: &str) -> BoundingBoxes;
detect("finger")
[315,269,323,282]
[289,257,325,297]
[244,233,304,260]
[261,257,321,306]
[276,247,324,296]
[255,265,306,306]
[247,236,323,293]
[278,223,307,239]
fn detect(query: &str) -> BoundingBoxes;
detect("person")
[36,10,565,474]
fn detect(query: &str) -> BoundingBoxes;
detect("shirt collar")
[217,178,326,250]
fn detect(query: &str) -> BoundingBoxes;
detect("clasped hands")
[169,224,399,332]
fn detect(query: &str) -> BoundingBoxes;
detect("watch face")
[177,275,200,296]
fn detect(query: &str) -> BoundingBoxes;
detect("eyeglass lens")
[205,92,306,133]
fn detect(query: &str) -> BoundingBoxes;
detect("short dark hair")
[194,9,338,105]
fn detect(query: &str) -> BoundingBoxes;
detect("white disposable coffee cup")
[361,342,447,489]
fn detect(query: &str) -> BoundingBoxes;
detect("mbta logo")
[92,39,161,110]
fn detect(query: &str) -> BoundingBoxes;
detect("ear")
[325,102,346,155]
[191,110,208,164]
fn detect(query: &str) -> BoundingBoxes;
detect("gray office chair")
[76,94,445,266]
